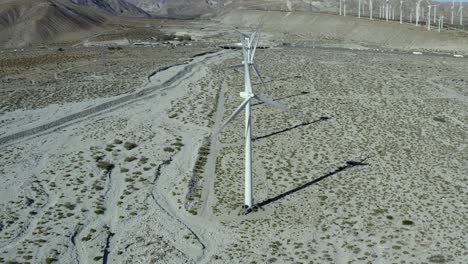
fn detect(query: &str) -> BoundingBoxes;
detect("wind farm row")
[338,0,464,32]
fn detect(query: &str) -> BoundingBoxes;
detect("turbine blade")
[254,94,288,112]
[234,28,249,38]
[220,98,251,131]
[250,32,261,61]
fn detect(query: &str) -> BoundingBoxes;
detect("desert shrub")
[160,33,176,41]
[94,208,105,215]
[402,220,414,225]
[63,202,75,210]
[97,161,114,171]
[180,34,192,41]
[124,142,138,150]
[45,257,57,264]
[163,147,175,152]
[124,156,137,162]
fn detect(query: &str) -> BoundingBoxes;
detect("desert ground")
[1,10,468,264]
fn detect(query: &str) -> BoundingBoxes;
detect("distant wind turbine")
[370,0,374,19]
[344,0,347,16]
[438,16,445,32]
[451,0,455,24]
[400,0,404,24]
[459,0,463,26]
[221,26,288,212]
[359,0,362,17]
[386,0,390,21]
[427,4,432,31]
[416,0,422,26]
[340,0,342,16]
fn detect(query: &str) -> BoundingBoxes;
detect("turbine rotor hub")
[240,92,254,99]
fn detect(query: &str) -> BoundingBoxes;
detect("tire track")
[0,51,226,147]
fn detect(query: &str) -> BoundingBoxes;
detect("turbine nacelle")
[240,92,254,99]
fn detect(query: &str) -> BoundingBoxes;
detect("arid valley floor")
[1,11,468,264]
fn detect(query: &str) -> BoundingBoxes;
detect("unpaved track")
[0,49,236,263]
[0,51,226,147]
[199,79,228,218]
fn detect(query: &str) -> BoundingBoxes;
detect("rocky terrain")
[0,0,106,48]
[70,0,150,17]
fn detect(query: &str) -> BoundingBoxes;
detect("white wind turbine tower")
[386,0,390,21]
[344,0,347,16]
[416,0,422,26]
[390,4,393,19]
[438,16,445,32]
[221,27,288,212]
[340,0,342,16]
[400,0,404,24]
[433,4,438,23]
[359,0,362,17]
[427,4,432,30]
[370,0,374,19]
[451,0,455,24]
[459,0,463,26]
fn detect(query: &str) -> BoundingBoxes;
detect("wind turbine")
[359,0,362,17]
[451,0,455,24]
[392,5,395,20]
[433,4,438,23]
[416,0,422,26]
[438,16,445,32]
[386,0,390,21]
[427,4,432,31]
[344,0,347,16]
[459,0,463,26]
[370,0,374,20]
[340,0,342,16]
[400,0,404,24]
[221,27,288,212]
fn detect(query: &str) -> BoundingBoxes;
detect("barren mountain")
[70,0,150,17]
[124,0,221,17]
[0,0,106,47]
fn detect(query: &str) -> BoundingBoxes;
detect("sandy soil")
[1,12,468,263]
[0,45,215,113]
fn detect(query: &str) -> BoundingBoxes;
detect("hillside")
[0,0,106,48]
[124,0,220,17]
[70,0,150,17]
[218,9,468,53]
